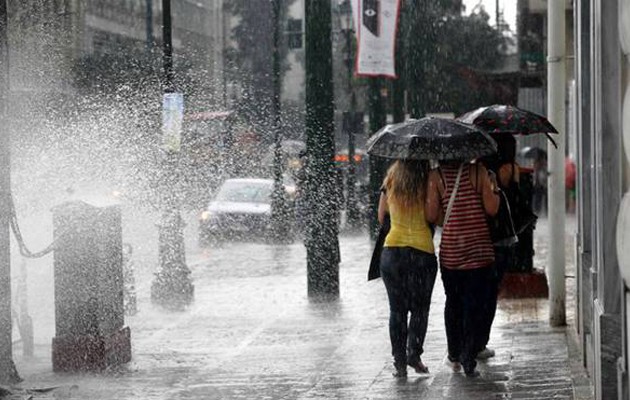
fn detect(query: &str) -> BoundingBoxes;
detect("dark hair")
[496,135,516,163]
[481,134,516,171]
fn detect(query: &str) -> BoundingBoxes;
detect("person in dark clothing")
[478,134,520,361]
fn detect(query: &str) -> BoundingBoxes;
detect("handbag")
[506,178,538,235]
[367,214,390,281]
[488,189,519,247]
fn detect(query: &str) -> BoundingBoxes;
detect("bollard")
[51,201,131,372]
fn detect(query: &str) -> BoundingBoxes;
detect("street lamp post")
[150,0,194,309]
[305,0,340,298]
[146,0,153,51]
[341,8,362,232]
[270,0,287,243]
[367,78,386,240]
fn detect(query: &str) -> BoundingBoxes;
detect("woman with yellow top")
[377,159,438,378]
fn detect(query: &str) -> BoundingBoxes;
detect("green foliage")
[225,0,296,140]
[401,2,510,116]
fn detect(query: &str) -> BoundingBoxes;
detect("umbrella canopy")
[366,117,497,161]
[458,104,559,147]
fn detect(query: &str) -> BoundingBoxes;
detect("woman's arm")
[425,170,444,225]
[378,191,388,225]
[477,164,500,216]
[498,162,519,188]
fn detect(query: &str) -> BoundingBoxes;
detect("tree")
[0,0,21,384]
[403,1,508,117]
[427,9,508,115]
[225,0,295,142]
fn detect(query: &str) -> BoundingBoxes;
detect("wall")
[576,0,625,398]
[619,1,630,398]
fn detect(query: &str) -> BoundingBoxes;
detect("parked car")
[198,178,294,245]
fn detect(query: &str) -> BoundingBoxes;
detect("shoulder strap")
[443,164,463,227]
[437,167,446,194]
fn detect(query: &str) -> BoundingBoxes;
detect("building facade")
[516,0,574,153]
[8,0,226,111]
[574,0,630,398]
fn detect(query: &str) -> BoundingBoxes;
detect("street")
[3,210,592,399]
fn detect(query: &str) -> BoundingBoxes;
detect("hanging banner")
[162,93,184,152]
[354,0,400,78]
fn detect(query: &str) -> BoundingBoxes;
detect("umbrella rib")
[546,133,558,148]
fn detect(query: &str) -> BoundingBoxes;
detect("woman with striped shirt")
[425,161,500,377]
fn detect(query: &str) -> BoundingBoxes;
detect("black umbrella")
[366,117,497,161]
[458,104,559,147]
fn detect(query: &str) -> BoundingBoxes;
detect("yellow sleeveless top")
[384,199,435,254]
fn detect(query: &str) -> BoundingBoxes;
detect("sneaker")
[407,360,429,374]
[444,355,462,372]
[476,347,496,360]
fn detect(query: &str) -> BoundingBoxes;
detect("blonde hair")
[383,160,430,209]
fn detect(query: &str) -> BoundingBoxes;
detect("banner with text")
[354,0,400,78]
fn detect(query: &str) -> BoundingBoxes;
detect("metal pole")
[162,0,174,93]
[496,0,500,28]
[270,0,286,242]
[547,0,566,327]
[344,12,360,231]
[146,0,153,51]
[150,0,194,309]
[367,78,386,240]
[305,0,339,298]
[0,0,20,383]
[392,0,405,124]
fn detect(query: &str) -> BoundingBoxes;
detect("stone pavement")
[6,218,593,399]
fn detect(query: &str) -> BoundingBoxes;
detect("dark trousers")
[380,247,438,368]
[479,246,515,350]
[441,265,494,373]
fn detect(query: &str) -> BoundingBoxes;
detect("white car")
[198,178,294,244]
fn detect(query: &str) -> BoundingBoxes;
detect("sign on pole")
[162,93,184,152]
[353,0,401,78]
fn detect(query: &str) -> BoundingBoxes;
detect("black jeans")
[380,247,438,368]
[479,246,515,350]
[441,265,494,373]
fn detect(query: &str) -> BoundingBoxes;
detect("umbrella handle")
[546,133,558,148]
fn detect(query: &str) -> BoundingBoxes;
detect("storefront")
[574,0,630,398]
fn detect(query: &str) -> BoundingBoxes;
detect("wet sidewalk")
[9,221,593,399]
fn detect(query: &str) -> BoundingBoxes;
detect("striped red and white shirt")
[439,164,494,270]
